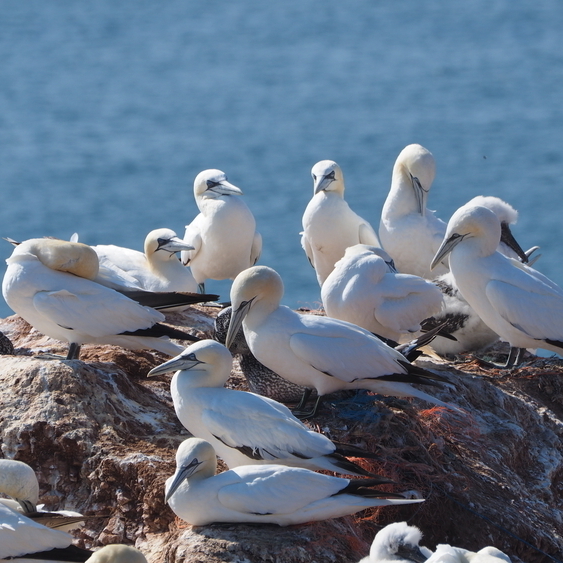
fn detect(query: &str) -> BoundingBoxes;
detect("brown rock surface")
[0,307,562,563]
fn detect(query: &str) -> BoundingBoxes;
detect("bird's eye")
[206,180,221,189]
[326,171,336,180]
[185,352,198,361]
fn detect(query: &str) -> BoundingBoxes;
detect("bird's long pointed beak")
[165,458,203,503]
[431,234,464,270]
[157,236,195,254]
[499,223,528,263]
[313,174,334,194]
[148,353,204,376]
[225,298,254,349]
[211,180,243,196]
[411,175,427,216]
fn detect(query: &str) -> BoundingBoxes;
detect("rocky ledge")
[0,307,562,563]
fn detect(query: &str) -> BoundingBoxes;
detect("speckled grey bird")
[214,306,316,404]
[0,331,14,355]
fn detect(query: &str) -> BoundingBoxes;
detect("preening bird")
[148,339,386,477]
[322,244,444,343]
[2,238,200,359]
[431,204,563,367]
[225,266,459,418]
[182,169,262,293]
[379,144,448,279]
[164,438,423,527]
[301,160,381,286]
[358,521,432,563]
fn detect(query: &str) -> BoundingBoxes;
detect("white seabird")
[425,544,512,563]
[0,459,86,533]
[301,160,381,286]
[423,195,536,357]
[321,244,444,343]
[225,266,459,417]
[0,503,77,561]
[431,204,563,366]
[2,238,199,359]
[379,144,448,279]
[149,339,387,477]
[182,169,262,293]
[85,545,148,563]
[0,459,39,514]
[213,306,313,403]
[165,437,423,527]
[93,228,198,293]
[358,521,432,563]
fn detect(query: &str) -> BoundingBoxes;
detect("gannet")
[0,459,39,514]
[0,459,86,533]
[301,160,381,286]
[2,238,199,359]
[85,545,148,563]
[93,228,198,293]
[425,544,512,563]
[165,437,423,527]
[379,144,448,278]
[225,266,459,417]
[214,306,313,403]
[423,195,535,357]
[321,244,444,343]
[182,169,262,293]
[149,339,387,477]
[431,204,563,366]
[358,521,432,563]
[0,503,74,560]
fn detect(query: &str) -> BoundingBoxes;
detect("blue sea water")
[1,1,562,320]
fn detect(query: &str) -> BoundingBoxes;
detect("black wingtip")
[24,544,94,562]
[336,478,404,498]
[329,454,393,481]
[332,441,380,460]
[120,323,199,342]
[118,289,220,310]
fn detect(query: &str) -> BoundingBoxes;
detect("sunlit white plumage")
[379,144,448,278]
[182,169,262,291]
[225,266,458,417]
[0,459,85,534]
[322,244,443,342]
[425,544,512,563]
[0,503,73,560]
[431,204,563,362]
[148,339,384,476]
[85,544,148,563]
[358,521,432,563]
[93,228,198,293]
[301,160,381,286]
[214,306,312,402]
[165,438,423,527]
[426,196,534,356]
[2,238,191,359]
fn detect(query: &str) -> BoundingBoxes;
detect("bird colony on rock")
[1,151,543,560]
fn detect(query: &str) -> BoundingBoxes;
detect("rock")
[0,307,562,563]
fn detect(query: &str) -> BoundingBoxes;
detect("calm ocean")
[1,1,562,320]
